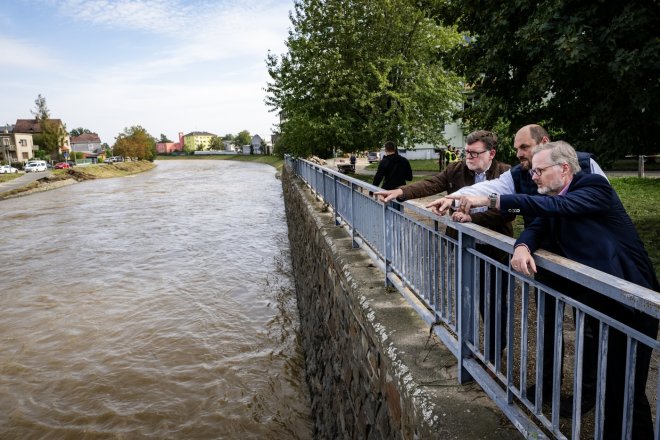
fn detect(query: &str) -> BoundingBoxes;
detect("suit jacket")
[500,172,659,291]
[372,153,413,190]
[401,160,513,237]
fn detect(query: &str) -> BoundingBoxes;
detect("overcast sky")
[0,0,292,144]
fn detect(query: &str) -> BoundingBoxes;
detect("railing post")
[639,154,645,178]
[457,228,476,383]
[350,182,357,248]
[383,203,393,287]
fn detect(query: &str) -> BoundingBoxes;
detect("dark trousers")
[477,245,508,364]
[538,272,658,438]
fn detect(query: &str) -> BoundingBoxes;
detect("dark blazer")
[372,153,413,190]
[500,172,659,290]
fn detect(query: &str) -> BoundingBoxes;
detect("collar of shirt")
[558,177,573,196]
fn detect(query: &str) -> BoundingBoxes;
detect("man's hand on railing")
[444,194,490,213]
[425,197,455,216]
[451,212,472,223]
[511,244,537,276]
[373,188,403,202]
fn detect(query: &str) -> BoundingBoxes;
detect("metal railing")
[286,156,660,440]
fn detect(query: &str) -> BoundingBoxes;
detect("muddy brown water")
[0,160,313,439]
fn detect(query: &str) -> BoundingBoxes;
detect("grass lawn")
[0,173,22,183]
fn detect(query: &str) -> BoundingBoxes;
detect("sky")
[0,0,293,145]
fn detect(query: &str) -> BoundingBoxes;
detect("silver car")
[24,161,47,172]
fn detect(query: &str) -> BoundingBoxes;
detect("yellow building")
[183,131,216,151]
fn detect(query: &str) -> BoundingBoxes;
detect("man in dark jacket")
[376,130,513,363]
[372,141,412,190]
[450,141,659,439]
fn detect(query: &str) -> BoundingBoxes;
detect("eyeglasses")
[465,150,488,159]
[529,163,560,177]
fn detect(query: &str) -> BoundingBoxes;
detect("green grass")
[0,173,22,183]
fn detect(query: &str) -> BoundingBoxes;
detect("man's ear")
[541,136,550,145]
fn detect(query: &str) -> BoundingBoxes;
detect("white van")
[25,160,47,173]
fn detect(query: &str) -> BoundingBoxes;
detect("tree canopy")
[234,130,251,147]
[266,0,464,158]
[69,127,93,137]
[31,94,50,120]
[113,126,156,161]
[445,0,660,164]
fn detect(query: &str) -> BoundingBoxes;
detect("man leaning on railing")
[374,130,513,364]
[445,140,660,440]
[428,124,608,413]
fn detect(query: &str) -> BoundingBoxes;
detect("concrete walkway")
[0,171,52,195]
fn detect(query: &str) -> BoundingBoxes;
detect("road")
[0,171,52,195]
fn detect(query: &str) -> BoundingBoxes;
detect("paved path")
[0,171,51,195]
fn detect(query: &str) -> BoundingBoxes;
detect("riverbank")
[0,161,156,201]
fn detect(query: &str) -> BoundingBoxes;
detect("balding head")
[513,124,550,170]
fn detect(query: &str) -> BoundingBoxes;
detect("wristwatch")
[488,193,498,209]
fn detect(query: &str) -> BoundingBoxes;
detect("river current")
[0,160,313,439]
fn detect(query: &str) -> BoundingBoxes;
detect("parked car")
[103,156,121,164]
[367,151,380,163]
[24,160,48,173]
[54,162,71,169]
[0,165,18,174]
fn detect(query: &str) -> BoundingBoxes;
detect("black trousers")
[476,244,508,364]
[538,272,658,439]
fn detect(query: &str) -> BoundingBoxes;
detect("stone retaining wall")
[281,167,520,439]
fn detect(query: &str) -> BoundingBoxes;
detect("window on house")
[2,138,9,146]
[22,152,29,159]
[19,139,27,146]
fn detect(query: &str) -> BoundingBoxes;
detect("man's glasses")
[465,150,488,159]
[529,163,560,177]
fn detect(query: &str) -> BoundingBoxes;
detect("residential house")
[71,133,102,153]
[0,124,36,163]
[183,131,216,151]
[156,132,184,154]
[250,135,264,154]
[13,118,70,158]
[70,132,103,162]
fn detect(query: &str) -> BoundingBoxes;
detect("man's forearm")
[453,170,515,197]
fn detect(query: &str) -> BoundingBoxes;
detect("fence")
[286,156,660,440]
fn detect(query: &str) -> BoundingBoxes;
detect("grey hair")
[532,141,580,174]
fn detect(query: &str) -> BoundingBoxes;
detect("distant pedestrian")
[372,141,412,191]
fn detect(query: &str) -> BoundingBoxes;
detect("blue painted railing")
[286,156,660,440]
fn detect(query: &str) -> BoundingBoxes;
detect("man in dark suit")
[450,140,659,439]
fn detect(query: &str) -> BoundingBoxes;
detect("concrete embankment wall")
[281,167,520,439]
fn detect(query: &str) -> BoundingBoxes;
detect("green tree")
[30,94,66,159]
[113,126,156,161]
[69,127,92,137]
[446,0,660,165]
[234,130,251,147]
[208,136,223,150]
[266,0,464,158]
[31,94,50,120]
[159,133,172,143]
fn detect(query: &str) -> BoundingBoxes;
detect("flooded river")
[0,160,313,439]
